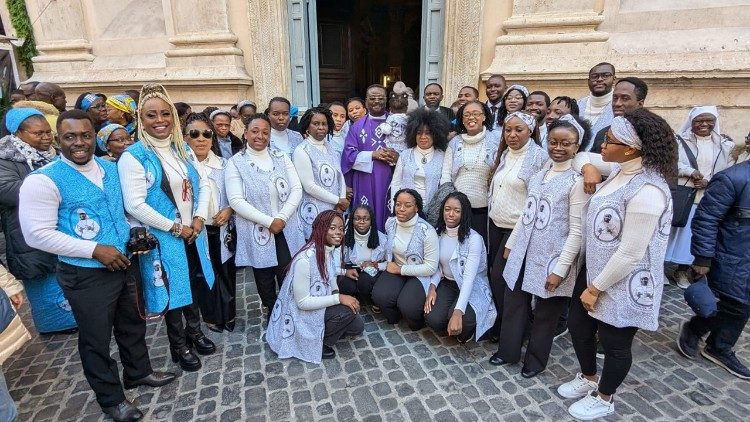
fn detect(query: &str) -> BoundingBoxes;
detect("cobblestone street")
[4,268,749,421]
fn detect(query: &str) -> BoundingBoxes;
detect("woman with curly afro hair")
[558,108,677,420]
[388,108,450,224]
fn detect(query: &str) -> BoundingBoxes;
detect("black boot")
[170,347,202,372]
[187,332,216,355]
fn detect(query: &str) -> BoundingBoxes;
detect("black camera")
[127,227,159,253]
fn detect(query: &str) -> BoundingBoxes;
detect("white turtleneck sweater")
[119,139,210,231]
[193,151,225,220]
[489,141,531,229]
[438,226,459,280]
[505,159,588,277]
[391,214,439,277]
[389,146,435,203]
[583,90,613,126]
[292,137,346,205]
[436,226,483,313]
[583,156,668,291]
[440,128,492,208]
[270,128,290,155]
[20,156,105,259]
[224,147,302,228]
[293,245,341,311]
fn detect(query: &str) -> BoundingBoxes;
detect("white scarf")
[11,135,56,170]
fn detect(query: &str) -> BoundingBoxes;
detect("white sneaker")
[675,271,691,289]
[557,373,599,399]
[568,391,615,420]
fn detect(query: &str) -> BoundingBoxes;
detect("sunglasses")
[188,129,214,139]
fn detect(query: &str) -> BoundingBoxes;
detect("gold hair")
[137,83,190,161]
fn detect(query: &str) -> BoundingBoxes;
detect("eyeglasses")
[462,111,484,119]
[108,135,132,144]
[188,129,214,139]
[589,72,614,81]
[548,140,578,148]
[603,135,627,147]
[22,129,53,138]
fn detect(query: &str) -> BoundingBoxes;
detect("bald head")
[35,82,67,112]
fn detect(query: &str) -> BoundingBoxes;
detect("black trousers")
[57,263,151,408]
[470,207,488,245]
[424,278,478,343]
[167,241,207,350]
[323,304,365,346]
[337,271,379,304]
[371,272,426,330]
[200,226,237,325]
[568,265,638,396]
[252,232,292,310]
[688,294,750,355]
[496,268,567,370]
[488,223,513,334]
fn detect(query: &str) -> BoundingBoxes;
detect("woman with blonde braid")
[118,83,216,372]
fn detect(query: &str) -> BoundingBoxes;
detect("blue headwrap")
[96,123,127,151]
[80,93,100,112]
[5,108,44,135]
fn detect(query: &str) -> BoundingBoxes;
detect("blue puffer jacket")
[691,161,750,305]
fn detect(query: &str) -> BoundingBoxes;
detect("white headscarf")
[505,84,529,98]
[558,114,584,143]
[610,116,642,150]
[678,106,720,138]
[504,111,536,132]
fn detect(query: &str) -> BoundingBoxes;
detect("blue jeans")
[0,367,18,422]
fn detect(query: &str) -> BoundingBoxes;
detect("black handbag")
[672,136,698,228]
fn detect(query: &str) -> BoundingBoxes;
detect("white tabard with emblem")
[230,149,306,268]
[583,169,672,331]
[503,166,581,298]
[384,216,437,293]
[297,141,343,239]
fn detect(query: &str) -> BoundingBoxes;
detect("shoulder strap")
[676,135,699,170]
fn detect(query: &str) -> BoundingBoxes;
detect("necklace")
[418,149,431,164]
[155,148,193,202]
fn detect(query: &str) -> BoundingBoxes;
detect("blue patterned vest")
[38,158,129,268]
[126,142,215,312]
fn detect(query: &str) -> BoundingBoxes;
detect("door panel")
[318,20,355,103]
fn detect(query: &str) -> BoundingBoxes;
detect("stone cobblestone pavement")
[4,268,749,421]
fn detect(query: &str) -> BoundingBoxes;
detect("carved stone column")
[442,0,484,101]
[482,0,608,81]
[26,0,94,76]
[244,0,292,108]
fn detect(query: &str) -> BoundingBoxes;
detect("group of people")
[0,61,747,422]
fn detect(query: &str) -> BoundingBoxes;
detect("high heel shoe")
[224,320,235,332]
[186,332,216,355]
[170,348,201,372]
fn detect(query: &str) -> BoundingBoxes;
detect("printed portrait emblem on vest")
[319,163,336,187]
[300,202,319,225]
[271,300,282,322]
[71,207,101,240]
[253,223,271,246]
[628,269,655,308]
[405,253,423,265]
[521,196,538,226]
[281,314,295,338]
[275,177,291,202]
[57,291,72,312]
[535,198,552,230]
[593,206,622,243]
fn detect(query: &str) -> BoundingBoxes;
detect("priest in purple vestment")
[341,84,399,230]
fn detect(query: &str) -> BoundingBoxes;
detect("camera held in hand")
[127,227,158,253]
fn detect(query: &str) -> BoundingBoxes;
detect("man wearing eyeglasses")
[577,63,616,149]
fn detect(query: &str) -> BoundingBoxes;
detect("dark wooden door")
[317,19,355,104]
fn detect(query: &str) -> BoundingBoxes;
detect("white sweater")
[224,147,302,228]
[293,245,341,311]
[292,137,346,205]
[440,129,491,208]
[391,215,439,277]
[19,156,104,259]
[489,141,531,228]
[119,139,210,231]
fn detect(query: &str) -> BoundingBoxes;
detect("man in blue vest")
[19,110,175,421]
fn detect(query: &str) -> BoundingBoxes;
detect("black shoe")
[224,320,236,332]
[596,341,605,359]
[677,321,700,360]
[102,400,143,422]
[701,348,750,380]
[206,323,224,333]
[322,345,336,359]
[123,371,177,389]
[521,366,541,378]
[187,332,216,355]
[488,352,509,366]
[170,348,202,372]
[553,326,569,341]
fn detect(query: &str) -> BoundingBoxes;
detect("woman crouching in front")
[267,210,364,363]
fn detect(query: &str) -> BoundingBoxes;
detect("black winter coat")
[691,161,750,305]
[0,135,56,280]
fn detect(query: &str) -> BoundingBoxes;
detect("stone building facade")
[1,0,748,139]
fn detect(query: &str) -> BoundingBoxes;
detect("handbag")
[684,275,717,318]
[0,288,17,333]
[672,136,698,228]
